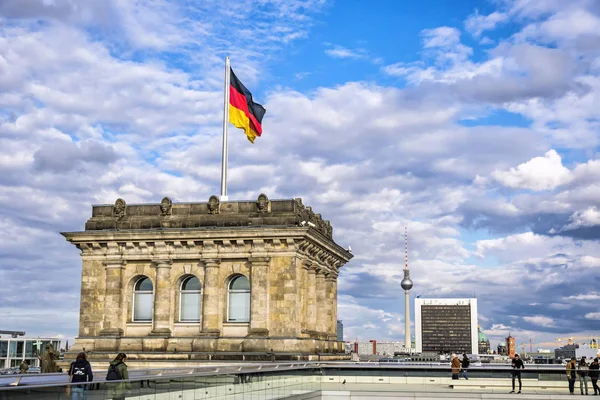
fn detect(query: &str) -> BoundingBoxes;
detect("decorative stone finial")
[207,195,220,214]
[160,197,172,216]
[256,193,270,213]
[113,198,126,220]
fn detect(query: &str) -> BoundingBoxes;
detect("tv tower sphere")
[401,273,413,291]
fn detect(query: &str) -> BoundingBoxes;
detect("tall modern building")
[415,298,478,355]
[337,320,343,342]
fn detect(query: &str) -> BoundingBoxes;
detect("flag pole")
[220,56,231,201]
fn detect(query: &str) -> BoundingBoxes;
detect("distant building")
[506,335,516,358]
[478,326,491,354]
[355,341,408,356]
[555,344,579,360]
[497,343,507,356]
[415,298,478,354]
[0,337,62,369]
[337,320,343,342]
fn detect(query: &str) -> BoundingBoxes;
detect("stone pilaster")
[305,264,318,337]
[325,274,338,340]
[200,259,220,336]
[149,260,172,336]
[298,258,308,335]
[248,256,270,336]
[100,261,126,336]
[315,268,327,337]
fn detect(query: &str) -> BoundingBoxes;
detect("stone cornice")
[64,227,352,270]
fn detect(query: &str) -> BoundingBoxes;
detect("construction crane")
[518,341,562,354]
[556,336,599,348]
[0,330,25,338]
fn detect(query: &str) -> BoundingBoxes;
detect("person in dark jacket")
[567,357,577,394]
[509,354,524,394]
[579,357,589,395]
[589,358,600,395]
[68,352,93,400]
[460,354,470,380]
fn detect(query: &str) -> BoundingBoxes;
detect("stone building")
[62,195,352,363]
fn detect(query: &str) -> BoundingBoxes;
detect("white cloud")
[465,10,508,37]
[585,313,600,320]
[325,45,365,59]
[564,292,600,301]
[490,150,574,191]
[523,315,554,327]
[562,207,600,230]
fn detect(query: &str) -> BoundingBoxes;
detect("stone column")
[315,268,327,336]
[150,260,172,336]
[200,259,221,336]
[306,265,317,336]
[100,261,126,336]
[249,256,270,336]
[325,274,338,340]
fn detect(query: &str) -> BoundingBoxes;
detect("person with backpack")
[68,352,93,400]
[106,353,130,400]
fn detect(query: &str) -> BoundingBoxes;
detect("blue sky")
[1,0,600,351]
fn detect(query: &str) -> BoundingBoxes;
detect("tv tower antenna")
[401,226,413,350]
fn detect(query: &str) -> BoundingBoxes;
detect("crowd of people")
[450,352,600,395]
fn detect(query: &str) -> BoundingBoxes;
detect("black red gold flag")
[229,68,266,143]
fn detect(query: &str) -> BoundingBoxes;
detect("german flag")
[229,68,266,143]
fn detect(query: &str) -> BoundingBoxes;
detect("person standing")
[567,357,578,395]
[460,354,470,380]
[19,360,29,374]
[509,353,524,394]
[589,358,599,396]
[451,354,461,380]
[579,357,590,395]
[68,352,93,400]
[107,353,130,400]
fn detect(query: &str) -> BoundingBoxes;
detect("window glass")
[134,276,153,321]
[228,276,250,322]
[180,276,201,322]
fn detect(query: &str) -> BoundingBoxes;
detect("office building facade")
[415,298,478,355]
[0,338,62,369]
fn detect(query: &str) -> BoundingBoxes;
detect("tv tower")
[400,226,413,350]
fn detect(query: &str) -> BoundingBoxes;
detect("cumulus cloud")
[562,207,600,230]
[490,150,574,191]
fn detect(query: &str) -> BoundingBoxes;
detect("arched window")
[133,277,153,322]
[228,275,250,322]
[180,276,201,322]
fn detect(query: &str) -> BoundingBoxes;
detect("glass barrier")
[0,364,579,399]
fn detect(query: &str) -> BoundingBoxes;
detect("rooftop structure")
[61,195,352,365]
